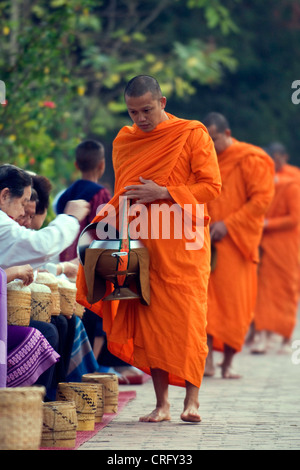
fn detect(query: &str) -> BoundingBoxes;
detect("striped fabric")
[0,268,7,387]
[7,325,60,387]
[66,316,100,382]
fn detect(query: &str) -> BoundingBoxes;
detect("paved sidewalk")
[80,309,300,451]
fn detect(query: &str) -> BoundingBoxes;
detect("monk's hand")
[210,221,228,242]
[124,177,172,204]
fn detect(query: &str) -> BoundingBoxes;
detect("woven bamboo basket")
[74,302,85,318]
[56,382,98,431]
[36,273,60,315]
[7,281,31,326]
[58,285,76,316]
[87,383,104,423]
[0,386,45,450]
[30,283,52,323]
[82,373,119,414]
[41,401,78,448]
[67,278,85,318]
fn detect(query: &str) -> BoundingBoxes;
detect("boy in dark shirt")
[56,140,111,262]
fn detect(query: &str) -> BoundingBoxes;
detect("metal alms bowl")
[77,222,146,301]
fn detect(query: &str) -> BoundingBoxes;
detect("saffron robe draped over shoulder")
[206,139,275,352]
[76,113,221,388]
[254,172,300,338]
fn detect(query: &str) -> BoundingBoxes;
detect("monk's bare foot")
[222,366,242,379]
[139,407,171,423]
[181,406,201,423]
[180,396,201,423]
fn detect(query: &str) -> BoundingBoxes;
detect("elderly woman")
[0,164,86,397]
[0,164,90,269]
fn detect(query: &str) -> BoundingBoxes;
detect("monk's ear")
[160,96,167,109]
[225,129,232,137]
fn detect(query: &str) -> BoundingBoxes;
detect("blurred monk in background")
[252,143,300,354]
[77,76,221,422]
[203,112,275,378]
[265,143,300,297]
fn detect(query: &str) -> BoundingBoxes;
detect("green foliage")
[172,0,300,167]
[0,0,239,194]
[187,0,240,34]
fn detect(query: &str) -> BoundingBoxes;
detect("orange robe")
[254,172,300,338]
[280,164,300,296]
[76,113,221,388]
[207,139,275,352]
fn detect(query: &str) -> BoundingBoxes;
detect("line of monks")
[76,76,300,422]
[203,114,300,378]
[78,110,300,381]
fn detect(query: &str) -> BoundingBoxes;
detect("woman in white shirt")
[0,164,90,269]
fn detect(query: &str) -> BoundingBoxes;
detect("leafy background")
[0,0,299,219]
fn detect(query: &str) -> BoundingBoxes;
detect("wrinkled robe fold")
[254,172,300,338]
[77,113,221,387]
[207,139,275,352]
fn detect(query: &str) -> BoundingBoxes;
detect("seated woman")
[0,164,89,270]
[0,164,86,396]
[16,172,101,387]
[1,265,60,397]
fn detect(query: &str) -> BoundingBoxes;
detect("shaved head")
[124,75,163,100]
[203,112,232,155]
[267,142,287,158]
[203,112,230,133]
[266,142,289,172]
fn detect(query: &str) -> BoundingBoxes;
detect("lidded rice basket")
[58,278,77,316]
[0,386,45,450]
[29,282,52,322]
[36,272,60,315]
[82,373,119,414]
[41,401,78,448]
[56,382,98,431]
[7,280,31,326]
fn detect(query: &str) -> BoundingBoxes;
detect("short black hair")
[75,140,105,172]
[31,174,52,214]
[30,188,39,203]
[0,164,32,198]
[203,112,230,133]
[124,75,162,100]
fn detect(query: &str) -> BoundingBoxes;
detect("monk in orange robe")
[202,112,275,378]
[76,76,221,422]
[252,143,300,354]
[266,143,300,298]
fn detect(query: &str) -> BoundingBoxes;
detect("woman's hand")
[5,264,34,286]
[57,261,79,278]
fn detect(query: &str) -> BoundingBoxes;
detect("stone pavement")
[79,309,300,451]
